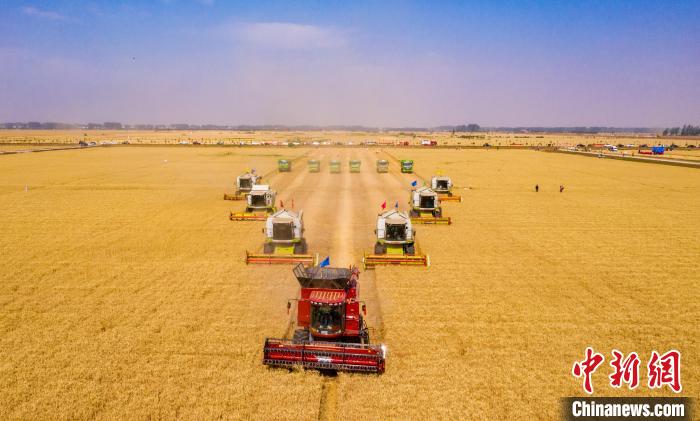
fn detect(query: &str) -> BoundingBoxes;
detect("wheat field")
[0,145,697,419]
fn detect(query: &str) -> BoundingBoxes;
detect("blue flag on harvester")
[411,180,418,187]
[320,256,330,267]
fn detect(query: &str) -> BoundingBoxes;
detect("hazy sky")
[1,0,698,126]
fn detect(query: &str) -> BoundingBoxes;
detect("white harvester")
[224,172,261,201]
[245,209,317,265]
[363,209,429,268]
[230,185,277,221]
[409,186,451,225]
[430,175,461,202]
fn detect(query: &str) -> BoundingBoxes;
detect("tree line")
[663,125,700,136]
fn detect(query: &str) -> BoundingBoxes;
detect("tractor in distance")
[376,160,389,173]
[308,159,320,172]
[400,159,414,173]
[262,264,386,374]
[349,160,361,173]
[278,159,291,172]
[329,160,341,173]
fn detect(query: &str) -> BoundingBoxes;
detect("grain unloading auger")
[431,175,462,202]
[245,209,318,265]
[263,264,386,374]
[229,185,277,221]
[363,210,429,269]
[224,172,260,201]
[409,186,452,225]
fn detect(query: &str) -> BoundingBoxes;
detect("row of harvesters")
[224,170,386,373]
[225,159,462,375]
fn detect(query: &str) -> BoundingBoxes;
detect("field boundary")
[551,148,700,169]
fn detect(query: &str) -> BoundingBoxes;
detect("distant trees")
[663,125,700,136]
[453,124,481,132]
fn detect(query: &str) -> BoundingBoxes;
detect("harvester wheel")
[292,329,309,344]
[374,243,385,255]
[433,209,443,218]
[404,243,415,255]
[409,209,420,218]
[294,239,307,254]
[263,243,274,254]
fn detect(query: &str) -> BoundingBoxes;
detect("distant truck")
[308,159,320,172]
[400,160,414,173]
[421,139,438,146]
[639,146,666,155]
[349,160,361,173]
[329,160,341,173]
[278,159,291,172]
[376,159,389,173]
[603,144,618,152]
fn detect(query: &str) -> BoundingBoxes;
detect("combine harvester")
[430,175,461,202]
[263,264,386,374]
[230,185,277,221]
[400,159,414,173]
[376,159,389,173]
[363,210,429,269]
[409,186,451,225]
[278,159,292,172]
[308,159,320,172]
[349,159,361,173]
[224,172,260,201]
[329,160,341,173]
[245,209,317,265]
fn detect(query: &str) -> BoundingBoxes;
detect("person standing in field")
[535,184,539,192]
[560,185,565,193]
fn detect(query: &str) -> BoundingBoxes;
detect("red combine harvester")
[263,263,386,374]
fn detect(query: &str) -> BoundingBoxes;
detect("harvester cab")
[376,159,389,173]
[363,210,429,268]
[349,160,361,173]
[224,172,260,201]
[278,159,291,172]
[245,209,317,265]
[329,160,341,173]
[409,187,451,224]
[230,185,277,221]
[400,159,414,173]
[262,264,386,373]
[308,159,320,172]
[431,175,462,202]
